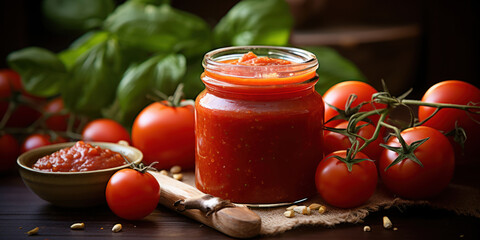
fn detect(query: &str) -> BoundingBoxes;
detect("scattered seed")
[363,226,371,232]
[112,223,122,233]
[393,227,398,231]
[308,203,322,210]
[170,165,182,174]
[383,216,393,229]
[318,205,327,214]
[293,206,311,215]
[27,227,39,236]
[173,173,183,181]
[70,222,85,230]
[283,210,295,218]
[160,170,169,176]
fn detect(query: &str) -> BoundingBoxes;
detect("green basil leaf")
[62,38,124,116]
[213,0,293,47]
[303,46,366,94]
[182,56,205,99]
[7,47,67,97]
[42,0,115,31]
[115,53,186,125]
[104,1,212,57]
[58,31,110,69]
[151,54,187,93]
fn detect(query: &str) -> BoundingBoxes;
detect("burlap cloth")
[181,172,480,235]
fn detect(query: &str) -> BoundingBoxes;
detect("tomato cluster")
[317,80,479,208]
[1,69,41,170]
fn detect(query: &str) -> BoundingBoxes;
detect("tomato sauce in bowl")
[32,141,127,172]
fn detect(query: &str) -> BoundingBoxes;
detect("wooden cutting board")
[149,171,261,238]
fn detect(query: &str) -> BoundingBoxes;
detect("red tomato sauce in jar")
[195,47,324,204]
[33,141,127,172]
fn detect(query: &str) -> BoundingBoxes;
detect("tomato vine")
[326,80,480,168]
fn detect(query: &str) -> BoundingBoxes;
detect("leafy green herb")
[182,56,205,99]
[42,0,115,31]
[104,1,212,57]
[302,46,366,94]
[214,0,293,46]
[62,37,124,116]
[58,31,110,69]
[115,53,186,125]
[7,47,67,97]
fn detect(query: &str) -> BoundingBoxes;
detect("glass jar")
[195,46,324,205]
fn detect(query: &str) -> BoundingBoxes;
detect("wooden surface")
[150,171,261,238]
[0,164,479,239]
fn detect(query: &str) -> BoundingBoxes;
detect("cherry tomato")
[0,69,41,98]
[379,126,455,199]
[106,169,161,220]
[82,119,131,144]
[132,101,195,170]
[418,80,480,162]
[21,133,66,153]
[315,150,378,208]
[0,72,14,99]
[0,133,20,172]
[323,120,384,162]
[44,97,69,131]
[0,69,42,128]
[0,69,23,97]
[323,81,384,128]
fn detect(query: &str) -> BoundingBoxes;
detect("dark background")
[1,0,478,97]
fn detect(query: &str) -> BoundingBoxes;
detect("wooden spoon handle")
[149,171,261,238]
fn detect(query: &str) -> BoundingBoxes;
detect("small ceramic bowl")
[17,142,143,208]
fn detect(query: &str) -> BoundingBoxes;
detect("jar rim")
[202,46,319,86]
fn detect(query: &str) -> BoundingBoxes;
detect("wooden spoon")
[149,171,261,238]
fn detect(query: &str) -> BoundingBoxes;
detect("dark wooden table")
[1,164,479,240]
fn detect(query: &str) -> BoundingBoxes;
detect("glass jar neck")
[201,46,319,96]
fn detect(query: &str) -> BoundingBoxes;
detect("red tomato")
[0,73,14,99]
[315,151,378,208]
[82,119,131,144]
[106,169,161,220]
[0,133,20,172]
[0,69,40,97]
[323,81,383,128]
[418,80,480,162]
[132,101,195,170]
[379,126,455,199]
[20,133,66,153]
[323,120,384,162]
[0,69,23,97]
[0,69,42,128]
[21,134,51,153]
[44,97,69,131]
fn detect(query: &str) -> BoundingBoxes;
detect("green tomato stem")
[0,101,16,130]
[355,111,389,154]
[380,121,409,152]
[401,99,480,111]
